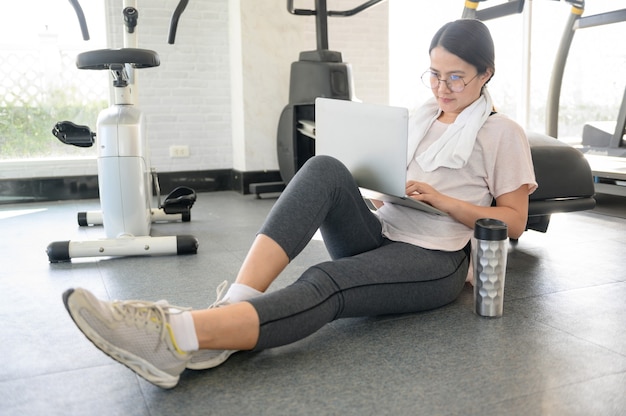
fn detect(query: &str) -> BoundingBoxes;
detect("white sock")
[166,283,261,353]
[224,283,263,303]
[168,310,199,352]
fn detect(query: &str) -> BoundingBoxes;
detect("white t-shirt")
[376,113,537,252]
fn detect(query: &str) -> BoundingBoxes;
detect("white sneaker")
[186,280,239,370]
[62,288,190,389]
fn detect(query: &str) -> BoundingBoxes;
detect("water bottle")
[473,218,508,317]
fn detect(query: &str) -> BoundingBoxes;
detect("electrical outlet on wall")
[169,145,190,158]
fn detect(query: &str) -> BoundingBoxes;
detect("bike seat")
[76,48,160,70]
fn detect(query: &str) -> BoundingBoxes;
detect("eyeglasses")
[421,70,479,93]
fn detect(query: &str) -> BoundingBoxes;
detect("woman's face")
[428,46,492,122]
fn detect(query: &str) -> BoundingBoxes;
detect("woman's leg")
[189,155,383,368]
[234,235,290,293]
[191,240,469,351]
[250,240,469,350]
[192,302,260,350]
[234,155,383,292]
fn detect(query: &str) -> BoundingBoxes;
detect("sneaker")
[186,280,239,370]
[62,288,190,389]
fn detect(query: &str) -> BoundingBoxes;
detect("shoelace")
[111,299,190,350]
[208,280,229,308]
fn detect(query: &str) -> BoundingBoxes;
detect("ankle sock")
[168,310,199,352]
[224,283,263,303]
[167,283,262,353]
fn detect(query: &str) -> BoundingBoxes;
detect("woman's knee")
[296,264,344,313]
[303,154,342,170]
[299,155,351,183]
[298,263,339,292]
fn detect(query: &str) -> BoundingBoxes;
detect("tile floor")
[0,191,625,416]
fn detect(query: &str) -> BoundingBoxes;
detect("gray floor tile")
[457,372,626,416]
[0,365,150,416]
[1,191,625,415]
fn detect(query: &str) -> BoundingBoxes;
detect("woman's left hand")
[406,180,531,239]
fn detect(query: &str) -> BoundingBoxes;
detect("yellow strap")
[465,0,479,10]
[571,6,584,16]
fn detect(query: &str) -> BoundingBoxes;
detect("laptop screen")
[315,97,409,197]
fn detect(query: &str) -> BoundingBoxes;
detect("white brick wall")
[106,0,232,172]
[100,0,390,174]
[327,1,389,105]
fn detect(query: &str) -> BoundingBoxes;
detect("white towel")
[407,89,494,172]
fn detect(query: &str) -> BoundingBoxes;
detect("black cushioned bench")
[526,131,596,232]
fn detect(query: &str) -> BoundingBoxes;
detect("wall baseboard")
[0,169,283,205]
[231,169,283,195]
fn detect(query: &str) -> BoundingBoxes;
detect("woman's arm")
[369,199,384,209]
[405,181,530,239]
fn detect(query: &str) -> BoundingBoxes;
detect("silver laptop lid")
[314,98,409,197]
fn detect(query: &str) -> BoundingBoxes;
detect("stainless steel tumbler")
[473,218,508,317]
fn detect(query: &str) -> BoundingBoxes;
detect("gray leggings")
[248,155,469,350]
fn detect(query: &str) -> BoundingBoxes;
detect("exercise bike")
[47,0,198,262]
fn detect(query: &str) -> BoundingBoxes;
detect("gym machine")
[249,0,385,197]
[546,1,626,157]
[46,0,198,262]
[545,1,626,196]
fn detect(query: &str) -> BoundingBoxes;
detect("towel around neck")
[407,89,494,172]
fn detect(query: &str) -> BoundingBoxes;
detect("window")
[389,0,625,142]
[0,1,107,175]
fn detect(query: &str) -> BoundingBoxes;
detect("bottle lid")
[474,218,508,241]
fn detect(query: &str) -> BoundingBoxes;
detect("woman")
[62,19,537,389]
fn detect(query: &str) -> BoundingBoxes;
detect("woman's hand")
[405,181,530,239]
[405,181,452,212]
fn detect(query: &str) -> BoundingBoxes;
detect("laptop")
[314,97,447,216]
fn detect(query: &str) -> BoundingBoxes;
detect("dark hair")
[429,19,495,82]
